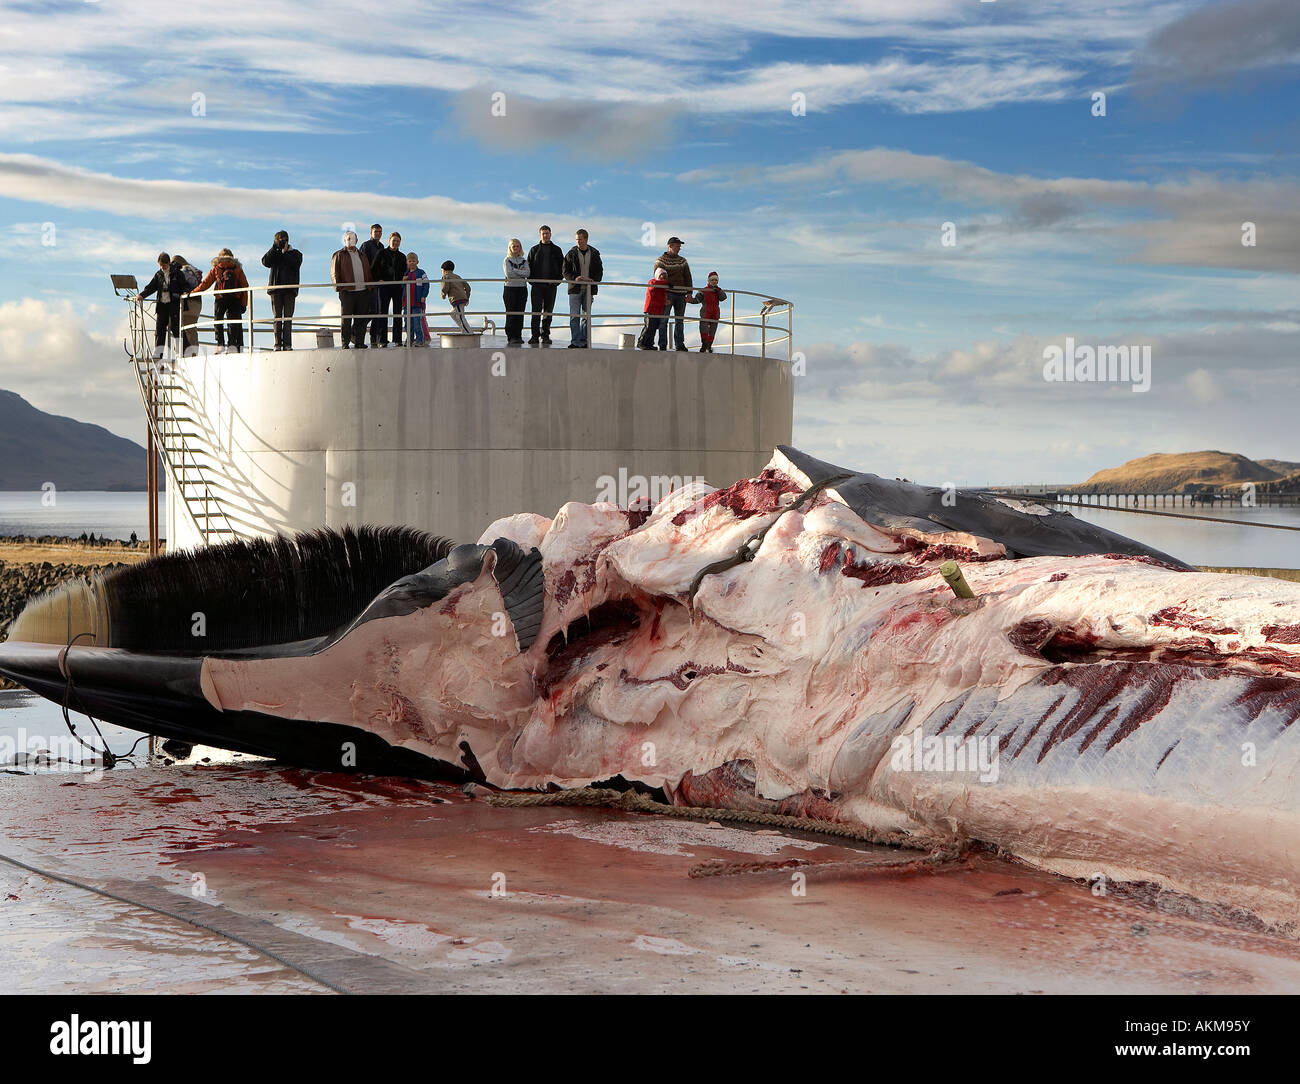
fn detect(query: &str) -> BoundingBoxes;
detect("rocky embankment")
[0,536,153,689]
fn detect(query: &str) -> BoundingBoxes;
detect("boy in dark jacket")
[637,266,670,350]
[261,231,303,350]
[138,252,185,358]
[690,271,727,353]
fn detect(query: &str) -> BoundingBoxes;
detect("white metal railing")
[122,276,793,549]
[128,277,794,360]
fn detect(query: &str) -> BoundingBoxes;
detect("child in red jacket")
[637,266,670,350]
[690,271,727,352]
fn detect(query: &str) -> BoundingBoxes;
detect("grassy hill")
[1069,451,1287,494]
[0,389,152,491]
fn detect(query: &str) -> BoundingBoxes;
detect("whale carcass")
[3,446,1298,929]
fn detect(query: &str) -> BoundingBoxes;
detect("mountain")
[0,389,154,491]
[1069,451,1287,494]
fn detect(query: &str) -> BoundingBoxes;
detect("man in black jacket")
[261,231,303,350]
[138,251,186,358]
[369,231,407,347]
[563,229,603,348]
[527,224,565,346]
[359,224,385,346]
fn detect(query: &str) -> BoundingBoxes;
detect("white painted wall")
[165,345,793,550]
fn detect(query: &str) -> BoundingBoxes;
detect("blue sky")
[1,0,1297,483]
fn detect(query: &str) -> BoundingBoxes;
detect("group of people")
[139,240,296,355]
[330,223,610,349]
[636,236,726,353]
[138,223,724,355]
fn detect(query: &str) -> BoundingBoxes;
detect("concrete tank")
[164,344,793,549]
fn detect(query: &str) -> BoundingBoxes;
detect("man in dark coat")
[359,224,385,346]
[527,224,565,346]
[563,229,603,348]
[261,230,303,350]
[138,251,186,358]
[369,231,407,347]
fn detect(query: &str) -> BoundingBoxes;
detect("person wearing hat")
[653,236,693,351]
[690,271,727,353]
[637,265,671,350]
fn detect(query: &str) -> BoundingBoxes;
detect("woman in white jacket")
[503,238,530,346]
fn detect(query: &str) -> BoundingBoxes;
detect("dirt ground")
[0,540,156,567]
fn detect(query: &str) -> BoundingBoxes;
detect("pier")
[982,485,1300,509]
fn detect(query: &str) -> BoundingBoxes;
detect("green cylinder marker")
[940,560,975,599]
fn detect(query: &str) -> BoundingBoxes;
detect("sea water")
[1064,502,1300,569]
[0,491,166,542]
[0,689,143,774]
[0,489,1296,568]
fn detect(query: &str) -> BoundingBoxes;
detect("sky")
[0,0,1297,484]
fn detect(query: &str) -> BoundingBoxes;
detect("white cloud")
[0,0,1201,147]
[675,147,1300,273]
[0,153,638,245]
[0,299,140,441]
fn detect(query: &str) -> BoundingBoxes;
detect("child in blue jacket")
[404,252,431,345]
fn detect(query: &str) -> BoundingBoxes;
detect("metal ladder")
[131,356,244,547]
[126,296,269,546]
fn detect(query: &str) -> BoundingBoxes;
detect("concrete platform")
[162,342,793,548]
[4,763,1300,993]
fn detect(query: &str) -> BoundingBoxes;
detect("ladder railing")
[126,299,251,547]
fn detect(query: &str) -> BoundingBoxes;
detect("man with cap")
[654,236,693,351]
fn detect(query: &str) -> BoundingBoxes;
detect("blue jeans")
[568,288,591,346]
[638,313,666,348]
[667,291,687,350]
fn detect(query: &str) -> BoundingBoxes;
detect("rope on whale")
[687,472,857,601]
[463,783,954,852]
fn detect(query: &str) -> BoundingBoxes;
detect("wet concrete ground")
[3,762,1300,993]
